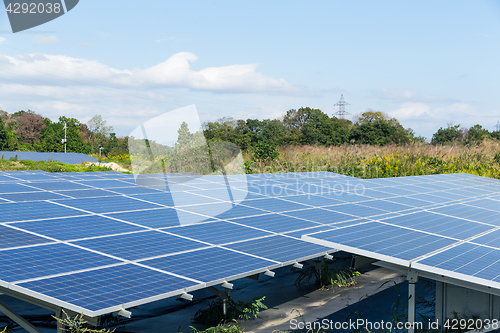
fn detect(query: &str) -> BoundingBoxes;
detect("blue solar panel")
[282,208,355,225]
[228,214,320,233]
[4,173,58,181]
[167,221,271,244]
[386,196,435,208]
[225,235,331,263]
[470,230,500,249]
[0,151,98,164]
[464,198,500,212]
[0,191,70,202]
[17,264,198,312]
[57,196,163,214]
[13,215,148,241]
[0,243,120,282]
[0,225,53,249]
[76,179,136,188]
[1,170,500,317]
[0,201,85,222]
[415,243,500,281]
[142,247,276,282]
[324,204,389,218]
[129,193,175,206]
[239,198,310,213]
[54,189,119,198]
[72,231,208,260]
[429,204,500,226]
[0,183,41,193]
[105,208,186,228]
[93,186,162,195]
[278,194,344,206]
[26,181,93,191]
[382,211,494,239]
[306,222,457,261]
[357,200,413,212]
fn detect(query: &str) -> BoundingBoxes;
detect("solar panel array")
[302,173,500,291]
[0,151,98,164]
[0,170,344,317]
[3,170,500,317]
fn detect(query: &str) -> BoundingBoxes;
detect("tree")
[466,124,489,144]
[350,110,410,145]
[431,124,464,145]
[0,120,8,150]
[87,115,113,153]
[15,110,46,147]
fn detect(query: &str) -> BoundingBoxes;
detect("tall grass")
[244,141,500,179]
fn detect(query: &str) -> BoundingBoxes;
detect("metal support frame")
[407,269,419,333]
[0,298,43,333]
[0,286,100,333]
[207,283,233,317]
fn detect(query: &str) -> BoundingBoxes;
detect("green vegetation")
[193,296,267,326]
[0,110,128,156]
[52,310,115,333]
[0,157,112,172]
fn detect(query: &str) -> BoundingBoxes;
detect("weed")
[52,310,115,333]
[193,296,267,326]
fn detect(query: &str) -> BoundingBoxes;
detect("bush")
[193,296,267,325]
[254,142,279,161]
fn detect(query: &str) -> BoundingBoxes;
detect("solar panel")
[2,170,500,319]
[141,247,276,283]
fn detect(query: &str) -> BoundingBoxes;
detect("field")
[2,142,500,181]
[245,142,500,179]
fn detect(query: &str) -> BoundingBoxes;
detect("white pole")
[64,122,67,153]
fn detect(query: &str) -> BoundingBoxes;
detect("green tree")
[466,124,489,144]
[350,110,410,145]
[431,124,464,145]
[87,115,113,153]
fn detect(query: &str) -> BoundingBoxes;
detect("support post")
[55,308,65,333]
[407,269,419,333]
[0,299,44,333]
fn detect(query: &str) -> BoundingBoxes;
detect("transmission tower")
[495,120,500,132]
[334,94,350,119]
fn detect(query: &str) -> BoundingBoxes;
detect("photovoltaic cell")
[0,243,120,282]
[17,264,198,312]
[228,214,320,233]
[54,189,119,199]
[141,247,276,282]
[282,208,354,225]
[239,198,309,213]
[26,182,93,191]
[167,221,271,244]
[225,235,331,262]
[306,222,457,261]
[56,196,163,214]
[0,201,85,222]
[12,215,148,241]
[382,211,494,240]
[72,231,208,260]
[429,204,500,226]
[105,208,187,228]
[0,191,70,202]
[0,225,53,249]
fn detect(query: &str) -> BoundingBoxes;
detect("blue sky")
[0,0,499,140]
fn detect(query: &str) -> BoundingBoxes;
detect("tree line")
[1,107,499,156]
[0,110,128,155]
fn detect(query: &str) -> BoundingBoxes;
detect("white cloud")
[78,42,90,48]
[0,51,302,136]
[32,35,60,45]
[0,51,298,93]
[0,37,6,45]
